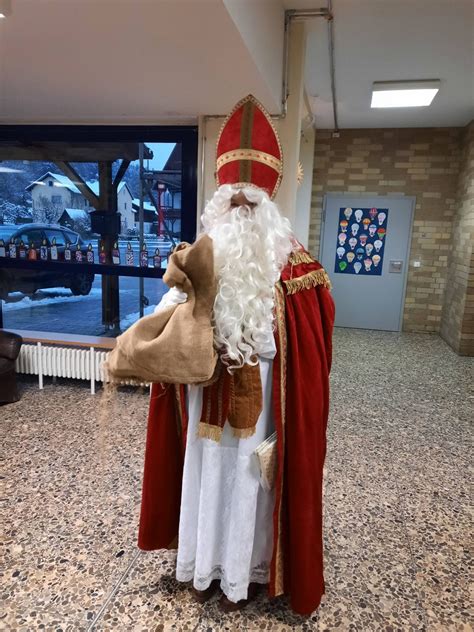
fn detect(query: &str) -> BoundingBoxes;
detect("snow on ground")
[3,288,102,312]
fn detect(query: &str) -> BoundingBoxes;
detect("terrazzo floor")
[2,329,472,631]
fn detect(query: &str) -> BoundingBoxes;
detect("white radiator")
[16,343,110,394]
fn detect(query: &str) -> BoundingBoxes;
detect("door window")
[63,229,79,245]
[44,229,66,247]
[16,228,44,245]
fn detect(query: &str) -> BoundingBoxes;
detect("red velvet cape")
[138,259,335,616]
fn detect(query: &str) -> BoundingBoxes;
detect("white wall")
[294,124,315,248]
[275,21,306,225]
[118,187,134,230]
[198,22,311,238]
[223,0,284,110]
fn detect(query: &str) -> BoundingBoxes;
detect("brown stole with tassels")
[198,361,263,442]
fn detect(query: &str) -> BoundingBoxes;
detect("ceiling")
[0,0,472,128]
[290,0,474,127]
[0,0,279,124]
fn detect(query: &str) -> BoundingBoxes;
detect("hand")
[154,287,188,313]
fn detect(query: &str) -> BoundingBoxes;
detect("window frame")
[0,124,198,330]
[0,124,198,243]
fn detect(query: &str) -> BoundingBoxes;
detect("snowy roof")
[132,198,156,214]
[61,208,90,221]
[25,172,82,193]
[88,180,130,196]
[26,172,132,197]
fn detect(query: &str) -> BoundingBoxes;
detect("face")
[230,191,255,208]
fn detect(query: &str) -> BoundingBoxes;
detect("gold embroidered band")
[284,269,332,294]
[216,149,282,174]
[289,250,315,266]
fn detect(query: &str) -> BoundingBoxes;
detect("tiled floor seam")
[87,548,142,631]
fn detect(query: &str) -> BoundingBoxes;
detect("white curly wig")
[201,184,294,368]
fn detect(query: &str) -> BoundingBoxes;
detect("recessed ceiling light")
[371,80,440,108]
[0,0,11,19]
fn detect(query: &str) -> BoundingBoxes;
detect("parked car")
[0,224,95,299]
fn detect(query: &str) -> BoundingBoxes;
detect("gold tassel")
[197,422,223,442]
[231,426,257,439]
[284,269,332,294]
[289,250,315,266]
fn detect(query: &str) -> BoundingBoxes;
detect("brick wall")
[310,127,462,333]
[440,122,474,355]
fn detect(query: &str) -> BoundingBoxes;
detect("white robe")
[156,289,276,603]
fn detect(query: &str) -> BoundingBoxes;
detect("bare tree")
[71,214,91,239]
[34,195,61,223]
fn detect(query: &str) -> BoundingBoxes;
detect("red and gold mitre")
[216,94,283,199]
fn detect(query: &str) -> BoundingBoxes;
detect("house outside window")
[0,129,197,338]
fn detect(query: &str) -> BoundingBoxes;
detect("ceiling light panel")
[371,80,440,108]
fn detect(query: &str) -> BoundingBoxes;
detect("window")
[1,274,168,336]
[63,229,79,245]
[0,126,197,337]
[16,228,45,245]
[0,226,15,243]
[44,229,66,247]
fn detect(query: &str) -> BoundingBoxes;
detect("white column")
[275,20,307,225]
[294,124,315,248]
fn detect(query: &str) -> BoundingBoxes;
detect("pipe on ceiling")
[204,7,335,120]
[200,7,338,208]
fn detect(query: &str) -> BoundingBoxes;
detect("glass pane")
[44,228,66,247]
[0,133,195,337]
[2,274,168,336]
[15,227,45,246]
[0,143,182,246]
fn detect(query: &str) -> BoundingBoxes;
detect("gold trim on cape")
[284,269,332,294]
[273,281,287,596]
[288,250,315,266]
[174,384,184,442]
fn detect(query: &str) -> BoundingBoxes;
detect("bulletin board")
[334,207,389,275]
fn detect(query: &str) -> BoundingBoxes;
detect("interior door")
[320,195,415,331]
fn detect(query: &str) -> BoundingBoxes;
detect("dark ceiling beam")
[0,141,150,162]
[113,159,131,189]
[54,161,100,209]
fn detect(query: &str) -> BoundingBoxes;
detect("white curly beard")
[201,184,294,368]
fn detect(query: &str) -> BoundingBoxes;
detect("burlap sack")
[105,234,217,384]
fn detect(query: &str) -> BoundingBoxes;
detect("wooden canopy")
[0,141,152,162]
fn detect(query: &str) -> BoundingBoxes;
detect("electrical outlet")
[413,261,421,268]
